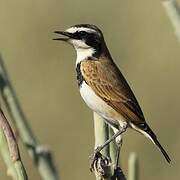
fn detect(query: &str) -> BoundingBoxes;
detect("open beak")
[53,31,74,41]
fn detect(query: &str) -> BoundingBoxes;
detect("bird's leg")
[90,125,127,171]
[111,126,123,170]
[95,129,123,154]
[115,138,122,170]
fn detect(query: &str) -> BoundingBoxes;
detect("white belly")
[80,82,126,127]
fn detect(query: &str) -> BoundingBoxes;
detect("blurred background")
[0,0,179,179]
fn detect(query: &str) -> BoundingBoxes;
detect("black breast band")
[76,62,84,87]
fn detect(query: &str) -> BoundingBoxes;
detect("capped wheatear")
[53,24,171,167]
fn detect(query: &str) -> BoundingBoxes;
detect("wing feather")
[81,59,145,124]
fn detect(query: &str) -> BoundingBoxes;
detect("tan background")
[0,0,179,179]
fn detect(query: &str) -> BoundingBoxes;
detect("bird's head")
[54,24,108,59]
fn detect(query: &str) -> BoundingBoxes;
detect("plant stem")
[94,112,109,156]
[93,113,126,180]
[0,110,28,180]
[128,152,139,180]
[0,55,59,180]
[162,0,180,41]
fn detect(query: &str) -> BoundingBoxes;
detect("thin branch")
[0,55,59,180]
[162,0,180,41]
[0,109,28,180]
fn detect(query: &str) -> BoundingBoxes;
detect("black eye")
[78,31,87,37]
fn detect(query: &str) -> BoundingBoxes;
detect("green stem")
[109,127,117,165]
[93,112,111,180]
[93,113,126,180]
[128,152,139,180]
[162,0,180,41]
[0,55,59,180]
[94,112,109,156]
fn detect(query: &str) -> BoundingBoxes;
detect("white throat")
[75,47,95,64]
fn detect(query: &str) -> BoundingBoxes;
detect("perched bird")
[53,24,171,167]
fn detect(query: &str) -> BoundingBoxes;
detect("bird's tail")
[152,135,171,163]
[131,122,171,163]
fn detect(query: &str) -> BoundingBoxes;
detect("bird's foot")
[90,148,102,172]
[89,147,110,172]
[111,166,126,180]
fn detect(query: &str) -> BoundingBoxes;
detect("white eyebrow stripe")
[65,27,96,34]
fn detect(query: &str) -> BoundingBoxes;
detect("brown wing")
[81,59,145,124]
[81,59,172,164]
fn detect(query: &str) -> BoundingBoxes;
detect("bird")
[53,24,171,168]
